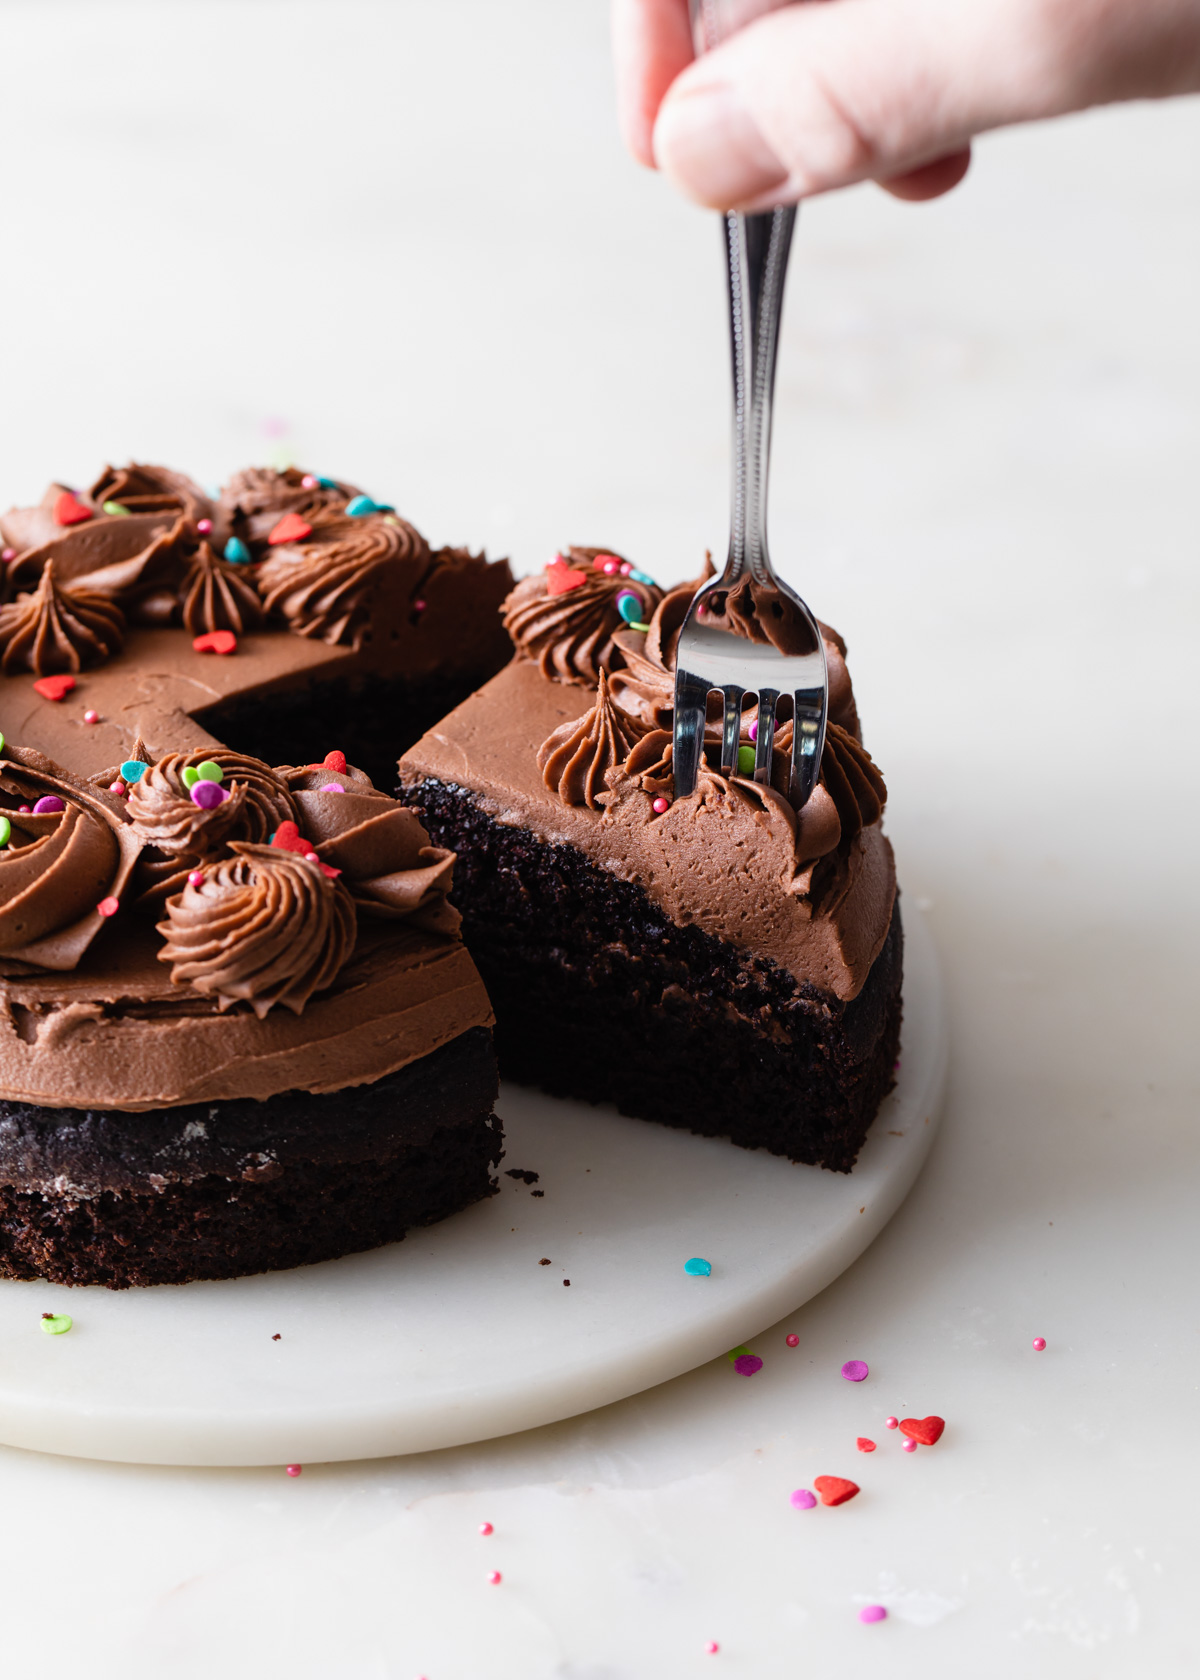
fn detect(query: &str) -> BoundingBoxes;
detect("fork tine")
[672,668,710,798]
[721,686,744,774]
[753,688,778,785]
[789,686,827,810]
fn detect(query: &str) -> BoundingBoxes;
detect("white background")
[0,2,1198,1675]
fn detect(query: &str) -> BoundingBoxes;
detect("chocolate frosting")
[88,463,212,523]
[127,749,297,861]
[537,669,648,810]
[256,507,430,649]
[179,541,264,636]
[0,560,125,675]
[502,549,663,687]
[156,842,357,1018]
[220,466,363,548]
[0,746,141,971]
[5,506,187,609]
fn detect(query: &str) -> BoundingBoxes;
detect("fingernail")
[654,81,789,208]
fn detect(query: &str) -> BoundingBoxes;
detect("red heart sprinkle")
[270,821,310,855]
[192,630,237,655]
[545,561,588,597]
[53,491,92,527]
[267,512,312,546]
[322,750,348,773]
[899,1416,945,1446]
[856,1438,876,1453]
[813,1476,860,1507]
[33,674,76,701]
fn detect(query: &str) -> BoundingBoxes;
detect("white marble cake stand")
[0,908,946,1467]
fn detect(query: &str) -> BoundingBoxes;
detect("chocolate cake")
[400,550,901,1171]
[0,464,512,1286]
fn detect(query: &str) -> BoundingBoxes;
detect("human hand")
[613,0,1200,207]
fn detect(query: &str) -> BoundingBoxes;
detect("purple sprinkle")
[789,1488,817,1510]
[733,1354,763,1377]
[859,1605,888,1625]
[841,1360,869,1383]
[32,795,65,815]
[191,780,228,810]
[748,718,758,741]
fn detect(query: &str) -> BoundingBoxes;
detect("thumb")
[650,0,1198,209]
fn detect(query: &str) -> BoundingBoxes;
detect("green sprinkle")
[41,1313,72,1336]
[737,745,756,775]
[120,759,149,784]
[102,500,130,517]
[0,731,5,754]
[195,760,224,784]
[628,621,651,634]
[181,766,201,789]
[0,815,10,848]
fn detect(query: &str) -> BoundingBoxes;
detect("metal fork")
[672,0,828,809]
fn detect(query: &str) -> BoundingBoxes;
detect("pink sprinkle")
[83,708,99,724]
[187,870,204,888]
[733,1354,762,1376]
[841,1360,869,1382]
[191,780,227,810]
[487,1571,502,1585]
[859,1605,887,1625]
[902,1438,917,1453]
[32,795,65,815]
[304,850,319,863]
[97,896,119,918]
[196,518,213,534]
[1033,1336,1047,1351]
[785,1333,799,1348]
[478,1522,494,1537]
[705,1642,719,1655]
[619,562,632,576]
[413,599,426,612]
[885,1416,899,1430]
[789,1488,817,1510]
[285,1464,302,1477]
[602,559,619,576]
[301,475,319,489]
[18,805,30,814]
[748,718,758,741]
[1,547,15,562]
[322,782,345,794]
[652,797,670,815]
[108,781,126,798]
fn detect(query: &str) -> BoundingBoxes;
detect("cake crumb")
[531,1189,544,1197]
[563,1279,571,1286]
[272,1333,281,1341]
[505,1169,540,1185]
[539,1258,551,1266]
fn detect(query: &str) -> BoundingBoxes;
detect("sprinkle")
[595,555,621,576]
[748,718,758,741]
[196,517,213,535]
[629,569,656,585]
[1,547,15,561]
[899,1415,945,1445]
[813,1476,859,1506]
[859,1605,887,1624]
[304,850,319,862]
[32,795,65,815]
[841,1360,869,1383]
[651,797,670,815]
[885,1416,898,1429]
[785,1334,799,1348]
[191,780,228,810]
[856,1437,876,1453]
[97,895,120,918]
[323,750,347,773]
[902,1438,917,1453]
[412,599,426,612]
[41,1312,72,1335]
[101,500,130,517]
[730,1349,763,1377]
[316,476,339,490]
[479,1521,494,1536]
[286,1464,302,1477]
[545,558,588,597]
[193,630,238,654]
[345,494,382,517]
[33,674,76,702]
[187,870,204,888]
[789,1488,817,1510]
[83,708,100,724]
[0,731,4,752]
[322,782,345,793]
[736,745,755,775]
[1033,1336,1047,1351]
[628,621,651,633]
[18,805,30,814]
[120,759,149,784]
[108,781,126,798]
[195,760,224,784]
[615,591,642,623]
[267,511,312,546]
[684,1257,712,1277]
[705,1642,719,1654]
[487,1571,502,1585]
[53,491,91,526]
[301,474,319,489]
[182,766,200,788]
[619,562,632,576]
[0,817,8,847]
[223,537,251,565]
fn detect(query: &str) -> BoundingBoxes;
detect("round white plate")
[0,908,946,1467]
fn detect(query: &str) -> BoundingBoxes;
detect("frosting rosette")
[286,760,462,935]
[0,745,141,971]
[127,749,298,860]
[537,669,647,810]
[502,549,663,687]
[219,466,363,548]
[0,559,125,675]
[256,506,429,649]
[88,463,212,523]
[179,541,264,636]
[156,842,357,1017]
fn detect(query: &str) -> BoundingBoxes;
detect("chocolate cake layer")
[0,1026,501,1287]
[404,782,901,1171]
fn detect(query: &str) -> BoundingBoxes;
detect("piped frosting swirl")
[179,541,264,636]
[127,750,297,860]
[0,561,125,675]
[537,669,647,810]
[502,549,663,687]
[256,507,429,649]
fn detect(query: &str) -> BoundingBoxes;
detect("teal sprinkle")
[345,494,380,517]
[684,1257,712,1277]
[119,759,149,784]
[316,476,339,490]
[737,745,756,775]
[223,537,251,565]
[616,592,642,624]
[629,570,656,586]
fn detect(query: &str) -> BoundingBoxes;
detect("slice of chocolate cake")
[400,551,900,1172]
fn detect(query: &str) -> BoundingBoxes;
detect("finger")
[878,145,972,201]
[612,0,694,167]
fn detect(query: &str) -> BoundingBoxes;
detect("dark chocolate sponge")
[402,782,901,1171]
[0,1026,500,1288]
